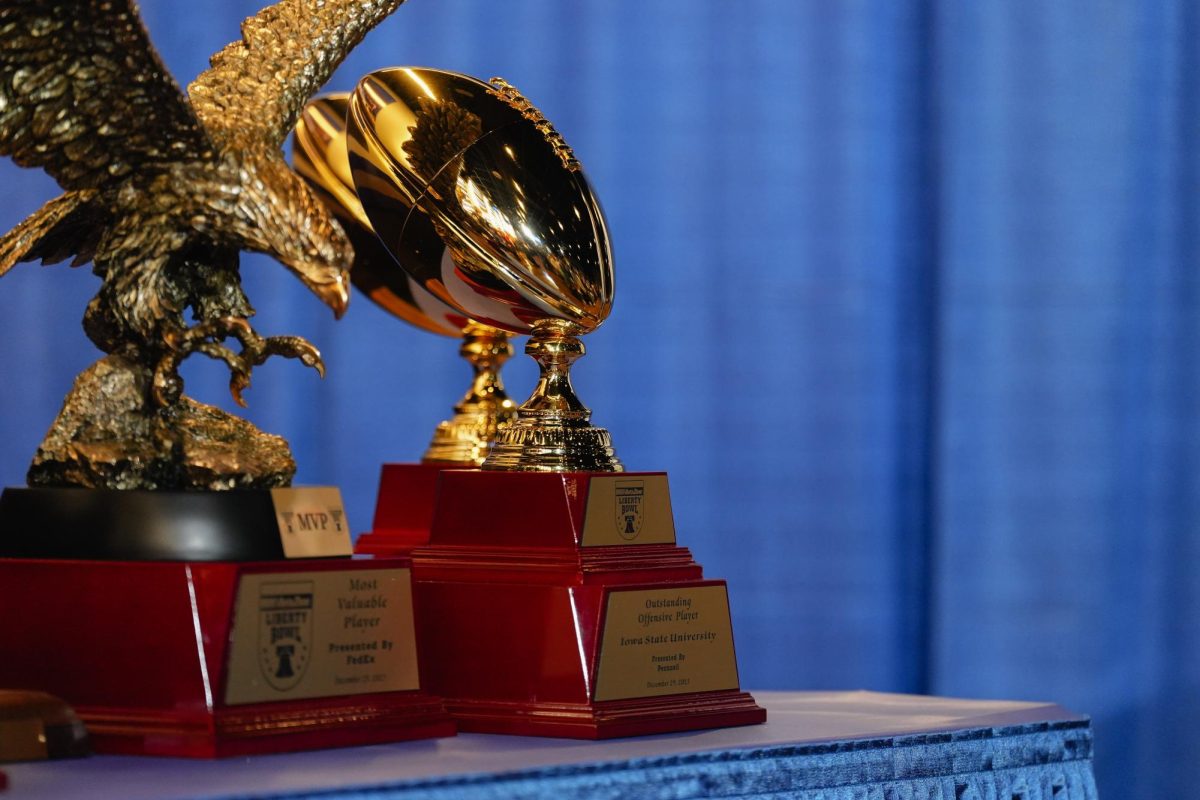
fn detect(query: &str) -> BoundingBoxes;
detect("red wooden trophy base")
[0,557,455,757]
[355,463,446,556]
[411,470,765,739]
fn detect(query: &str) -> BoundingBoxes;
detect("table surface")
[1,690,1088,800]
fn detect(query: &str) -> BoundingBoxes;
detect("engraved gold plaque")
[224,568,419,705]
[269,487,352,559]
[592,585,740,702]
[581,475,676,547]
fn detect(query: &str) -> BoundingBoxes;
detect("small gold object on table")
[345,66,766,737]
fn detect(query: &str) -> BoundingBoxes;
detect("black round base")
[0,487,308,561]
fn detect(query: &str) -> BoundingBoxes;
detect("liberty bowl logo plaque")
[258,580,314,691]
[615,480,645,540]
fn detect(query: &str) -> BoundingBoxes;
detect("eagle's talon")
[259,335,325,378]
[151,321,324,408]
[193,340,252,407]
[152,368,184,409]
[230,376,251,408]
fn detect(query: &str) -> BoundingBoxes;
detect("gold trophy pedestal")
[343,67,764,736]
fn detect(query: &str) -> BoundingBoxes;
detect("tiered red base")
[355,463,446,556]
[410,469,766,738]
[444,691,767,739]
[0,557,455,757]
[80,690,453,758]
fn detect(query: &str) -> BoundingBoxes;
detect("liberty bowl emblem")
[257,580,314,691]
[615,480,645,540]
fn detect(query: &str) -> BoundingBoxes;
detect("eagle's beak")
[313,272,351,319]
[288,261,350,319]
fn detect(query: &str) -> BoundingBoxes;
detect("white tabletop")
[1,690,1085,800]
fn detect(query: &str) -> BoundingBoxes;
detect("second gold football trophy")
[293,96,517,553]
[334,67,765,737]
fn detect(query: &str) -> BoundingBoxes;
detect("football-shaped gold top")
[347,67,614,335]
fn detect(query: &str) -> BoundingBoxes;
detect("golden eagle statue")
[0,0,405,489]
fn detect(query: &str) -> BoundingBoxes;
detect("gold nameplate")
[224,568,420,705]
[269,487,352,558]
[592,585,739,702]
[581,475,676,547]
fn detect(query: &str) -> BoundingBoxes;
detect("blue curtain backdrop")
[0,1,1195,794]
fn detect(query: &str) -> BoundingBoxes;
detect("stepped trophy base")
[354,462,447,557]
[0,487,455,757]
[411,469,766,738]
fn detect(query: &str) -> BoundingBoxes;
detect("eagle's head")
[201,153,353,318]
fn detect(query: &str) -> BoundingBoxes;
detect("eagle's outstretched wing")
[188,0,406,150]
[0,0,212,192]
[0,189,101,276]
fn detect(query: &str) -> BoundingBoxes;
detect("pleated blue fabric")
[0,2,1194,795]
[208,722,1097,799]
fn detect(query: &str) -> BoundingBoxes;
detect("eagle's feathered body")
[0,0,405,486]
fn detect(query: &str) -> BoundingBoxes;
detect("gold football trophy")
[294,95,517,468]
[293,94,518,555]
[346,67,764,737]
[348,71,618,473]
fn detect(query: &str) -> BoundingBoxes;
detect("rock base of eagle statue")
[0,0,406,490]
[28,355,295,490]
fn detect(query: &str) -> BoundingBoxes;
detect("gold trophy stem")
[482,319,622,473]
[422,324,517,466]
